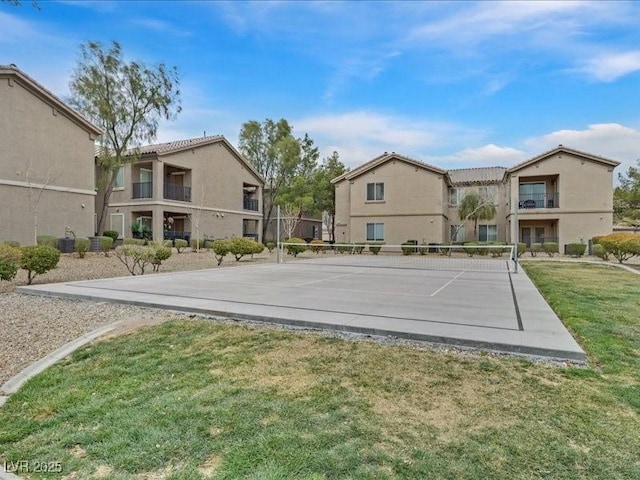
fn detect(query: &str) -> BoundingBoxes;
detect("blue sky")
[2,1,639,177]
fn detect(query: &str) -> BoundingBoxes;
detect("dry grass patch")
[197,454,222,478]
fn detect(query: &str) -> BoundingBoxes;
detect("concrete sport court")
[17,258,585,362]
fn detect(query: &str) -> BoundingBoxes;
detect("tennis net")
[277,242,517,273]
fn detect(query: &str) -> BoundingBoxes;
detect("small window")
[366,223,384,241]
[449,187,464,206]
[478,185,498,204]
[479,225,497,242]
[114,165,125,190]
[366,182,384,201]
[450,225,465,243]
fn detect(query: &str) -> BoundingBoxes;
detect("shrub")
[152,246,172,272]
[0,244,22,282]
[284,238,307,257]
[592,243,609,261]
[251,241,265,255]
[368,242,383,255]
[99,236,114,256]
[591,235,605,246]
[114,245,155,275]
[2,240,20,248]
[265,242,276,253]
[123,238,145,246]
[517,243,526,258]
[75,238,90,258]
[103,230,120,242]
[530,243,542,257]
[309,239,326,253]
[174,239,188,253]
[335,243,353,254]
[599,233,640,264]
[212,239,231,265]
[37,235,59,249]
[20,245,60,284]
[542,242,559,256]
[488,242,508,257]
[229,238,261,261]
[401,241,416,255]
[566,243,587,258]
[463,242,478,257]
[353,244,365,254]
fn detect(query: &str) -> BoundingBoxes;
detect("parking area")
[17,262,585,361]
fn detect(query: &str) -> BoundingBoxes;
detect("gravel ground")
[1,249,637,387]
[0,249,276,387]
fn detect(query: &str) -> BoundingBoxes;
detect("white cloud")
[295,111,482,169]
[578,51,640,82]
[524,123,640,177]
[427,144,527,169]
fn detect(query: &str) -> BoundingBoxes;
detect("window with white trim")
[478,185,498,204]
[109,213,125,238]
[449,187,465,206]
[450,225,465,243]
[114,165,125,190]
[366,223,384,241]
[479,225,498,242]
[366,182,384,201]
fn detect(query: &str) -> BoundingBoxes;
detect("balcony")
[132,182,153,199]
[164,183,191,202]
[243,197,259,211]
[518,193,559,209]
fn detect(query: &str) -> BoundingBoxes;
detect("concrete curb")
[0,322,122,403]
[0,471,24,480]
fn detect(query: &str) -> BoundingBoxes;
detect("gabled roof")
[0,64,102,137]
[126,135,265,185]
[507,145,620,173]
[447,166,507,185]
[331,152,446,184]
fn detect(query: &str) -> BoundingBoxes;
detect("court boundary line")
[64,283,523,332]
[509,271,525,331]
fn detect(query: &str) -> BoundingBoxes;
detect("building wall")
[507,152,615,249]
[0,74,97,244]
[335,150,616,249]
[103,140,263,241]
[336,160,447,244]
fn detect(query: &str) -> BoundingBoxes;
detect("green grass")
[1,262,639,479]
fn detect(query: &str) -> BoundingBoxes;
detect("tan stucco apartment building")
[101,136,264,243]
[0,65,101,245]
[332,146,619,252]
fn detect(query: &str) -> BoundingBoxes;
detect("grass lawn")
[1,262,639,479]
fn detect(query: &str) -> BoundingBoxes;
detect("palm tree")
[457,192,497,241]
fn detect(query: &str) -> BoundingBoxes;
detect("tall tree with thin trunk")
[69,41,181,235]
[239,119,311,241]
[313,151,347,242]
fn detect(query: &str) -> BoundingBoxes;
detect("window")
[449,187,464,206]
[366,182,384,201]
[366,223,384,241]
[479,225,498,242]
[114,165,125,190]
[519,182,546,208]
[450,225,465,243]
[478,185,498,204]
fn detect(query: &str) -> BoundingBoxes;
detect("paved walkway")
[17,262,586,362]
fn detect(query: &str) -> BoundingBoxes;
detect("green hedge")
[36,235,59,249]
[284,238,307,257]
[103,230,119,242]
[566,243,587,257]
[0,244,22,282]
[530,243,542,257]
[598,233,640,264]
[542,242,559,256]
[75,238,90,258]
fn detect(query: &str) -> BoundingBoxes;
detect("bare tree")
[22,162,56,244]
[280,204,302,239]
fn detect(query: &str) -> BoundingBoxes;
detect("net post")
[513,243,518,273]
[276,205,281,264]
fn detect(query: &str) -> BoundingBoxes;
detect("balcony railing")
[518,192,559,209]
[132,182,153,199]
[164,183,191,202]
[243,197,259,211]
